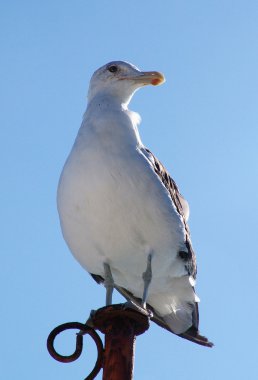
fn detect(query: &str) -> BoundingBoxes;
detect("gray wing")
[143,147,197,279]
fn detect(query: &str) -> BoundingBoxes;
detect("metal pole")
[92,304,150,380]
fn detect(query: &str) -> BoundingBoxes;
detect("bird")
[57,60,213,347]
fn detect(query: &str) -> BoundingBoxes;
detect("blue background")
[1,1,257,379]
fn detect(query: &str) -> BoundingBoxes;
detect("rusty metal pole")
[47,304,150,380]
[92,304,150,380]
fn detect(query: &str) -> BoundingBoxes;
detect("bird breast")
[57,111,186,294]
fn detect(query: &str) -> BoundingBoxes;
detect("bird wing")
[141,147,213,346]
[142,147,197,279]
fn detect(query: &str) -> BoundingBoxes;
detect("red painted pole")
[92,304,150,380]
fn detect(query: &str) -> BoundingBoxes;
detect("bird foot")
[123,300,153,318]
[82,309,97,329]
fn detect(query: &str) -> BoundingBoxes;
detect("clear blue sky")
[1,1,257,379]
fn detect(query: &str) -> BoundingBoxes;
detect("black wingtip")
[90,273,104,284]
[179,326,214,348]
[149,312,214,348]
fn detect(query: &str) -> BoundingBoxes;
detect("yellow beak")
[122,71,165,86]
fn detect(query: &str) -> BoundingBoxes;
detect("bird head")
[87,61,165,106]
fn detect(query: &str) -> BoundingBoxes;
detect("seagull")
[57,61,213,347]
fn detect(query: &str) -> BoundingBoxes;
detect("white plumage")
[57,61,212,346]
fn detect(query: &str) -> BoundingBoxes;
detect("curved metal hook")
[47,322,103,380]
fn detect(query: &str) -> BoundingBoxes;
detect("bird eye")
[108,65,118,73]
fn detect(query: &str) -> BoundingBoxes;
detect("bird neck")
[80,95,143,150]
[87,90,134,110]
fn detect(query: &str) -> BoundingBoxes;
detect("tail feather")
[90,275,213,347]
[152,312,213,347]
[115,284,214,347]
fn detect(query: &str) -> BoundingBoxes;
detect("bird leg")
[103,262,114,306]
[142,254,152,308]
